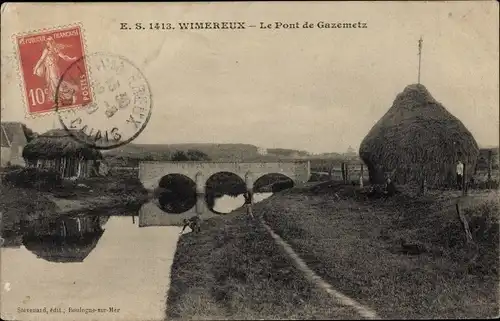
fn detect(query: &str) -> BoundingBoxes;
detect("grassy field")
[165,209,361,320]
[259,183,499,319]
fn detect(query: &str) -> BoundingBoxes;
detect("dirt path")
[261,219,380,319]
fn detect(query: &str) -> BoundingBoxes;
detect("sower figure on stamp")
[32,37,79,105]
[243,191,254,219]
[456,159,464,190]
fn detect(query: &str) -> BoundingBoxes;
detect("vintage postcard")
[1,2,499,320]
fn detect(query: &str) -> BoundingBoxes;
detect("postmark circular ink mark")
[55,52,152,150]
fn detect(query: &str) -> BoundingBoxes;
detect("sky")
[1,1,499,154]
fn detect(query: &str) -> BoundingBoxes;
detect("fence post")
[420,177,427,195]
[456,202,473,244]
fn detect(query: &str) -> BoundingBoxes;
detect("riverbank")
[166,208,360,320]
[167,182,499,319]
[0,174,149,242]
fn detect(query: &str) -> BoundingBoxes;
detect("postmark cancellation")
[57,52,152,150]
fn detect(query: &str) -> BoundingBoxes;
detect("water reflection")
[7,215,109,263]
[23,215,109,262]
[1,215,179,321]
[213,192,273,214]
[2,191,274,262]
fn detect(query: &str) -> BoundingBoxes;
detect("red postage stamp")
[15,25,93,115]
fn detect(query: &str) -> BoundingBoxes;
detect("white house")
[1,122,27,167]
[257,147,268,155]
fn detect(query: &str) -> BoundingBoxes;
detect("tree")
[171,151,189,161]
[171,150,210,161]
[186,149,210,161]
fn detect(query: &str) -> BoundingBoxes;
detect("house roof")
[23,129,102,160]
[1,122,26,147]
[0,125,9,147]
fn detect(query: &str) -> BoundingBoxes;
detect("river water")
[0,192,273,321]
[212,192,273,213]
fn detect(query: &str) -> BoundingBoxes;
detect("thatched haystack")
[23,129,102,178]
[359,84,479,187]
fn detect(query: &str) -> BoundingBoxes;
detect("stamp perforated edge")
[11,22,90,120]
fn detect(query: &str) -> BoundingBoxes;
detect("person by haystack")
[384,176,397,197]
[456,159,464,190]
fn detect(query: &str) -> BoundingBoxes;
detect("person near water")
[456,160,464,190]
[243,191,254,218]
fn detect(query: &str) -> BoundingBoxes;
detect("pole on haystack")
[418,36,423,84]
[487,150,492,183]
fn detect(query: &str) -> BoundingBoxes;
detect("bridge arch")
[156,173,197,214]
[204,172,247,214]
[253,173,294,193]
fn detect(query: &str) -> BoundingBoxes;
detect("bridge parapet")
[138,161,310,226]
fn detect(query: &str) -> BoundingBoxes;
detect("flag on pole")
[417,36,423,84]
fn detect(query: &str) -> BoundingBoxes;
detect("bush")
[3,167,62,190]
[308,172,331,182]
[5,164,24,171]
[107,177,146,194]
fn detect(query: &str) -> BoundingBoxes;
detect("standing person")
[243,191,254,219]
[456,160,464,190]
[384,176,397,197]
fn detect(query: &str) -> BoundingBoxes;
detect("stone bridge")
[137,161,310,226]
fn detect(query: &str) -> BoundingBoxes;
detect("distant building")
[344,145,358,160]
[1,122,27,167]
[257,147,268,155]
